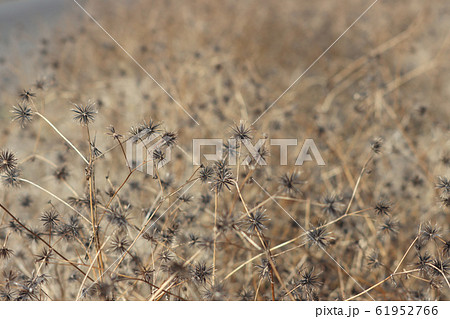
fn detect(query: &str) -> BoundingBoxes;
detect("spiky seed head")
[71,101,97,125]
[379,218,399,237]
[0,247,14,260]
[231,122,252,142]
[106,125,123,140]
[192,262,213,284]
[279,172,303,197]
[244,209,269,233]
[199,166,214,183]
[374,200,391,216]
[436,176,450,195]
[40,209,60,230]
[0,150,17,173]
[306,222,331,248]
[11,103,33,127]
[370,137,383,154]
[110,235,130,254]
[420,222,441,244]
[1,168,21,188]
[322,194,344,217]
[162,131,177,147]
[19,89,36,102]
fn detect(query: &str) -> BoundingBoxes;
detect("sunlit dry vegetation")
[0,0,449,300]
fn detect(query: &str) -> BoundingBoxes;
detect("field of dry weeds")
[0,0,449,300]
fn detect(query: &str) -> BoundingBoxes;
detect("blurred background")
[0,0,449,300]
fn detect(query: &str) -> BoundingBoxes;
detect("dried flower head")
[106,207,131,232]
[188,233,200,247]
[379,218,399,237]
[370,137,383,154]
[255,258,274,279]
[244,209,269,233]
[19,89,36,102]
[35,248,53,266]
[440,195,450,208]
[322,194,344,217]
[420,223,441,244]
[152,148,166,164]
[210,160,234,193]
[0,246,14,260]
[430,258,450,277]
[11,103,33,127]
[231,122,252,142]
[436,176,450,195]
[203,283,226,301]
[298,267,322,293]
[131,119,161,141]
[106,125,123,140]
[306,222,331,248]
[443,240,450,257]
[159,250,173,262]
[0,150,17,173]
[199,165,214,183]
[135,266,154,283]
[415,252,432,274]
[71,101,97,125]
[53,166,69,181]
[40,209,60,230]
[192,262,213,284]
[110,235,130,254]
[1,168,21,188]
[374,200,391,216]
[238,288,254,301]
[161,131,178,147]
[279,172,303,197]
[367,251,382,269]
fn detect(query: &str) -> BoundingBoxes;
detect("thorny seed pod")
[420,223,441,244]
[0,150,17,173]
[379,218,399,237]
[19,89,36,102]
[436,176,450,195]
[322,194,344,217]
[109,235,130,254]
[367,251,382,269]
[11,103,33,127]
[161,131,177,147]
[374,200,391,216]
[53,166,69,181]
[71,101,97,125]
[40,209,60,230]
[306,222,331,248]
[244,209,269,233]
[231,122,252,142]
[199,165,214,183]
[35,248,53,266]
[1,168,21,188]
[279,172,303,197]
[298,267,322,293]
[210,160,234,193]
[191,262,213,284]
[370,137,383,154]
[0,246,14,260]
[106,125,123,140]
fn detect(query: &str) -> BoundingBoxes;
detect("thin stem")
[19,178,91,225]
[345,269,420,301]
[212,190,218,285]
[34,112,88,164]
